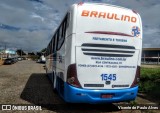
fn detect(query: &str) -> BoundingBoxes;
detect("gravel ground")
[0,60,159,113]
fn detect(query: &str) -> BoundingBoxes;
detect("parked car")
[40,55,46,63]
[12,57,18,63]
[18,57,22,61]
[36,59,41,63]
[36,55,46,64]
[3,58,14,65]
[21,57,26,60]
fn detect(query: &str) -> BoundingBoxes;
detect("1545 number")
[101,74,116,81]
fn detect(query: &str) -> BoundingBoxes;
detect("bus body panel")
[63,82,138,103]
[74,3,142,90]
[76,4,142,39]
[55,42,65,80]
[64,34,76,82]
[76,46,139,89]
[52,5,77,82]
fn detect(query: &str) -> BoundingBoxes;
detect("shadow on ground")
[20,73,120,112]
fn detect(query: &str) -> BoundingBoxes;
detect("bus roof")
[74,2,133,12]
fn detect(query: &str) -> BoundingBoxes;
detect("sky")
[0,0,159,52]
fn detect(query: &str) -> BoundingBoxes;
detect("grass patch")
[141,67,160,81]
[139,67,160,100]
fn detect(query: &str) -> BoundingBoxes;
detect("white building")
[0,48,17,59]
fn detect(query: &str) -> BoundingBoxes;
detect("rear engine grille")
[81,43,135,57]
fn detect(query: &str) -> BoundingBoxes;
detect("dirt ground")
[0,60,4,65]
[0,60,159,113]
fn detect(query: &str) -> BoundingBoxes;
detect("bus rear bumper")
[64,83,138,103]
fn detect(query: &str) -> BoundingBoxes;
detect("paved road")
[0,60,158,113]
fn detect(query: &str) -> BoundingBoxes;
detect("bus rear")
[65,3,142,103]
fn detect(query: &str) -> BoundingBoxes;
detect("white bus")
[45,2,142,103]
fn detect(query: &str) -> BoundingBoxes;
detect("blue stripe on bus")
[63,82,138,103]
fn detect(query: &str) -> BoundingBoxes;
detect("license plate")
[101,94,113,98]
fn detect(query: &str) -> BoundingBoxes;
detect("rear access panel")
[76,45,139,90]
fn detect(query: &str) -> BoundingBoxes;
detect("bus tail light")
[130,66,140,88]
[67,64,82,88]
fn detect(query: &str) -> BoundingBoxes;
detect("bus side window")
[46,48,48,56]
[63,17,67,37]
[57,26,63,50]
[57,29,64,50]
[49,42,51,55]
[52,35,56,53]
[47,45,49,56]
[57,14,68,50]
[56,29,60,50]
[51,39,53,54]
[47,46,49,56]
[66,13,70,28]
[59,26,63,39]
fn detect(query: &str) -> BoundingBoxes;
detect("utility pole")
[158,53,159,65]
[21,49,22,57]
[0,45,1,60]
[144,53,145,64]
[5,44,7,58]
[5,44,6,51]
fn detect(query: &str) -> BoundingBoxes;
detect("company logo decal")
[132,26,140,37]
[81,10,137,23]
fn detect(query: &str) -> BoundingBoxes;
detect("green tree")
[16,49,26,56]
